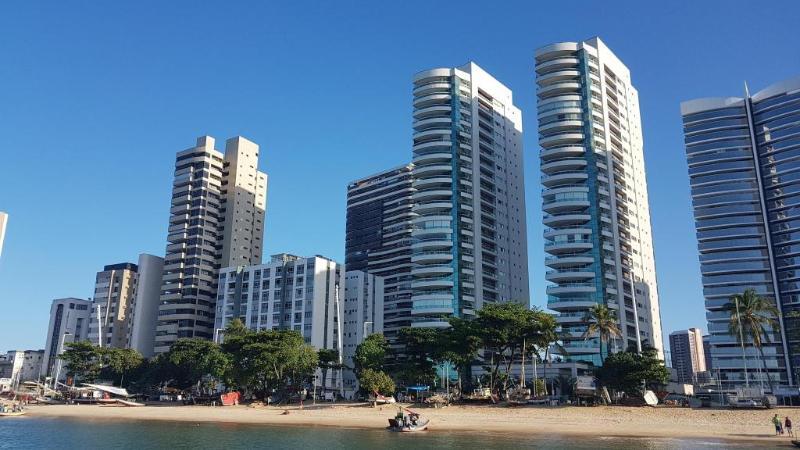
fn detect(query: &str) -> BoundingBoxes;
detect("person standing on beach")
[786,417,793,436]
[774,414,783,435]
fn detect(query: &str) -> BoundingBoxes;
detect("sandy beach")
[21,402,799,443]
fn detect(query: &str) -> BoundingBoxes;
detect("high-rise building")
[535,38,663,364]
[682,76,800,389]
[0,211,7,259]
[346,164,413,343]
[128,254,165,358]
[410,62,529,328]
[87,263,138,349]
[154,136,267,354]
[702,334,712,372]
[41,298,91,381]
[669,328,706,384]
[342,270,384,394]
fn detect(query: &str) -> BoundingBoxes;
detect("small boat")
[791,440,800,448]
[387,408,430,432]
[0,411,26,417]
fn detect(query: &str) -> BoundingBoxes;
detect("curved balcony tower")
[536,38,663,364]
[411,62,528,328]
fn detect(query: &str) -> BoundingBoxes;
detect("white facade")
[155,136,267,353]
[0,350,44,383]
[342,271,384,394]
[128,254,165,358]
[535,38,663,363]
[410,62,529,328]
[215,256,384,394]
[87,263,138,349]
[215,254,344,389]
[0,211,7,259]
[41,298,91,381]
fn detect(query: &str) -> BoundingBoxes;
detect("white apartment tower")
[410,62,529,328]
[154,136,267,353]
[41,298,91,381]
[535,38,663,363]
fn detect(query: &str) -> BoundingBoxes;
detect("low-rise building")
[214,253,384,397]
[42,298,91,382]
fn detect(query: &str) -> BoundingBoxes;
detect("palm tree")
[724,289,779,392]
[582,304,622,365]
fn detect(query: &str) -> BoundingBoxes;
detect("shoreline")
[20,403,796,443]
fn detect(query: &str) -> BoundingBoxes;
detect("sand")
[21,402,800,443]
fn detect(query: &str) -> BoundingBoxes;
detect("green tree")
[474,303,544,392]
[317,348,341,392]
[724,289,780,392]
[59,341,102,385]
[223,329,318,401]
[101,347,144,387]
[581,304,622,364]
[353,334,388,378]
[392,327,438,387]
[162,338,230,390]
[596,347,669,398]
[441,317,482,392]
[359,369,395,406]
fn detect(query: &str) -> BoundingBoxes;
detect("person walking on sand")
[786,416,793,436]
[774,414,783,435]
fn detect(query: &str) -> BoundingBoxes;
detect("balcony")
[541,171,588,187]
[411,265,454,277]
[540,132,585,148]
[545,269,595,282]
[545,239,593,254]
[413,151,452,165]
[413,93,451,108]
[537,81,581,99]
[542,213,591,227]
[544,254,595,268]
[541,158,587,174]
[413,104,452,120]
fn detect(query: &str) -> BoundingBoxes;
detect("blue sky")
[1,1,799,351]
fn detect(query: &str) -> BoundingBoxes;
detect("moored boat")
[0,410,26,417]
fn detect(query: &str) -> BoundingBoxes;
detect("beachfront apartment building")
[41,298,91,381]
[535,38,663,364]
[669,328,707,384]
[0,211,7,259]
[214,254,384,395]
[154,136,267,354]
[410,62,529,328]
[682,76,800,391]
[346,164,413,345]
[87,262,138,349]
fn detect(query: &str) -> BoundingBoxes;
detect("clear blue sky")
[1,1,799,351]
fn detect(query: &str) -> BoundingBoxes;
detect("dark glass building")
[682,76,800,391]
[345,164,414,343]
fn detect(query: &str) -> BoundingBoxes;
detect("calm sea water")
[0,417,771,449]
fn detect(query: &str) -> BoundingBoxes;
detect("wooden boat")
[0,411,26,417]
[387,414,430,432]
[791,440,800,448]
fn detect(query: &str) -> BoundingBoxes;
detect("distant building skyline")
[669,328,706,384]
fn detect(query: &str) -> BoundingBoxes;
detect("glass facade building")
[682,76,800,390]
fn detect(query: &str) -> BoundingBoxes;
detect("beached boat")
[387,416,430,432]
[0,410,26,417]
[387,408,430,432]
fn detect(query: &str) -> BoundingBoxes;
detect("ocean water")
[0,417,770,449]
